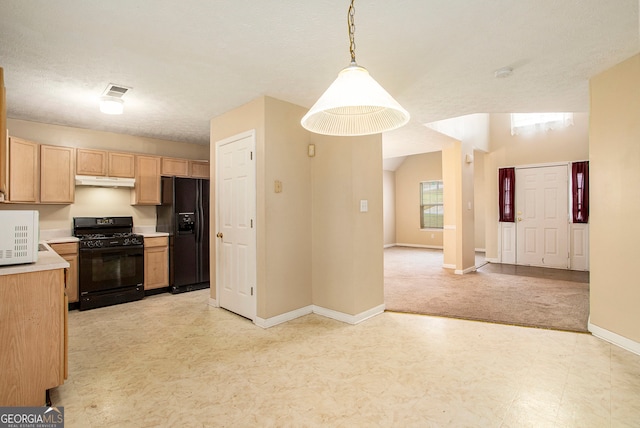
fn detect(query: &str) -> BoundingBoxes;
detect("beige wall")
[210,96,383,320]
[0,187,156,230]
[392,149,486,251]
[210,97,314,319]
[383,170,396,246]
[589,54,640,343]
[7,119,209,159]
[484,112,589,259]
[442,140,475,272]
[311,134,384,315]
[1,119,209,230]
[394,151,443,247]
[210,97,266,304]
[210,97,384,319]
[263,97,313,317]
[473,150,486,250]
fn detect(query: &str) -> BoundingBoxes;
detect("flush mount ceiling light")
[300,0,410,136]
[99,83,131,115]
[99,96,124,115]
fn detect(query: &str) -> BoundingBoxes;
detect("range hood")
[75,175,135,188]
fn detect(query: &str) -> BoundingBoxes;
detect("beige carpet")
[384,247,590,332]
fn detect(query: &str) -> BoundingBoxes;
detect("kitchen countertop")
[0,242,69,276]
[46,236,80,244]
[139,232,169,237]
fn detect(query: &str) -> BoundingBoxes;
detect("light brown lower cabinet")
[49,242,79,303]
[0,268,68,406]
[144,236,169,290]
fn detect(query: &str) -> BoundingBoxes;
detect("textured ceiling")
[0,0,638,158]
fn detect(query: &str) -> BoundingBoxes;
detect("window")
[510,113,574,136]
[498,168,515,222]
[571,161,589,223]
[420,181,443,229]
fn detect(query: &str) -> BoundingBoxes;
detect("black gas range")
[74,217,145,310]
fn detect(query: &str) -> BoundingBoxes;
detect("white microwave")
[0,210,39,266]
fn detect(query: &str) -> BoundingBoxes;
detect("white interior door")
[215,131,256,320]
[516,165,569,268]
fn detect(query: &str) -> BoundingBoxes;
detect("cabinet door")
[41,145,74,203]
[144,245,169,290]
[108,152,135,178]
[76,148,107,176]
[63,253,78,304]
[8,137,39,202]
[190,160,210,178]
[0,268,65,406]
[132,155,161,205]
[162,157,189,177]
[50,243,79,304]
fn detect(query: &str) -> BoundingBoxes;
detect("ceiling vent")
[102,84,131,99]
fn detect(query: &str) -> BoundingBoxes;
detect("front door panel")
[516,165,569,268]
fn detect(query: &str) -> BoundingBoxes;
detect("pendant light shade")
[301,0,409,136]
[301,63,410,136]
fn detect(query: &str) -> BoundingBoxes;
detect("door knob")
[517,217,522,222]
[216,232,223,238]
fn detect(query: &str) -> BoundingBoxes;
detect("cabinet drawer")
[49,242,78,255]
[144,236,168,248]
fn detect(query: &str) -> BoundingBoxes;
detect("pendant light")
[301,0,410,136]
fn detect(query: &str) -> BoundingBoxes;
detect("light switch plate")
[360,200,368,212]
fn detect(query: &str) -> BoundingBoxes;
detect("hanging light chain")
[348,0,356,63]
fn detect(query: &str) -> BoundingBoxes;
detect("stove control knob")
[96,240,103,248]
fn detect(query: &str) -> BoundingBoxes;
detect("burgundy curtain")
[499,168,515,222]
[572,161,589,223]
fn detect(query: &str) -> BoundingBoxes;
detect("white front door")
[215,131,256,320]
[516,165,569,268]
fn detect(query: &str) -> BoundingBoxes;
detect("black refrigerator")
[156,176,210,293]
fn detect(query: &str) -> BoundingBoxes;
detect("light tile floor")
[52,289,640,427]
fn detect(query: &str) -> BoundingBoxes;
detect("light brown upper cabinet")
[108,152,135,178]
[190,160,210,178]
[76,148,107,176]
[161,157,189,177]
[6,137,39,203]
[40,144,74,204]
[132,155,161,205]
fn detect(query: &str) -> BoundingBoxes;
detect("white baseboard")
[208,298,218,307]
[589,321,640,356]
[254,305,313,329]
[384,243,396,248]
[252,303,385,328]
[455,266,477,275]
[313,303,385,325]
[395,243,444,250]
[485,257,500,263]
[475,248,486,253]
[443,263,456,269]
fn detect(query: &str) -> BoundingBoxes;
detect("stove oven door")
[78,245,144,295]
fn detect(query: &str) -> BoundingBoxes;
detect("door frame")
[214,129,257,320]
[499,161,572,268]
